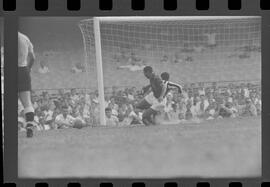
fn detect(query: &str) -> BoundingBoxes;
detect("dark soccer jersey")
[150,74,164,99]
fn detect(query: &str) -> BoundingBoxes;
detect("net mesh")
[79,17,261,88]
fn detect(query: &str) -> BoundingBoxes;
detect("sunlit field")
[18,116,261,178]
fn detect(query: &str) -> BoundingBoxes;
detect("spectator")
[122,104,142,126]
[18,81,261,131]
[82,103,91,123]
[118,103,128,122]
[127,88,135,101]
[198,94,210,118]
[218,99,238,118]
[55,105,76,129]
[108,99,119,117]
[92,90,99,104]
[164,92,175,121]
[105,107,119,126]
[70,88,79,105]
[178,97,187,120]
[92,101,100,126]
[254,94,262,115]
[71,62,85,73]
[43,104,55,130]
[171,103,182,122]
[104,95,110,108]
[205,99,219,120]
[198,82,205,96]
[242,98,257,117]
[72,106,86,125]
[161,55,170,63]
[185,99,200,122]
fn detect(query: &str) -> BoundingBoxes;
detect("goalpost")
[79,16,261,126]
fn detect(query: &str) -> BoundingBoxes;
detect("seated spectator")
[70,88,80,105]
[43,105,55,130]
[164,92,175,121]
[105,107,119,126]
[193,45,205,53]
[84,92,92,106]
[177,99,186,120]
[127,88,135,101]
[171,103,183,122]
[254,95,262,115]
[55,105,76,129]
[242,98,258,117]
[92,102,100,126]
[197,94,210,118]
[173,53,184,63]
[118,103,128,122]
[184,56,193,63]
[161,55,170,63]
[92,90,99,104]
[73,106,87,125]
[82,103,91,123]
[40,91,52,110]
[18,109,26,131]
[18,116,26,132]
[198,82,205,95]
[109,97,119,111]
[111,86,118,97]
[32,95,40,110]
[218,99,238,118]
[71,62,86,73]
[193,96,202,117]
[104,95,110,108]
[108,100,119,117]
[240,83,250,98]
[122,104,142,126]
[185,100,200,123]
[118,52,145,72]
[205,99,219,120]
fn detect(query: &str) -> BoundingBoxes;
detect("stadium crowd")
[18,82,261,131]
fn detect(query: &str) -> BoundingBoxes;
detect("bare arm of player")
[142,84,151,95]
[27,40,35,70]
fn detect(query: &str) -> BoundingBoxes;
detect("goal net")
[79,16,261,125]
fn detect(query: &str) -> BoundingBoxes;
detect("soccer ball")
[73,119,84,129]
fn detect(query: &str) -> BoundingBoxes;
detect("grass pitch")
[18,117,261,178]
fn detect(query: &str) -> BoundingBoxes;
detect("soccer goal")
[79,16,261,126]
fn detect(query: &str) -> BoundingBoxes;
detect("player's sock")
[25,112,34,122]
[24,107,35,138]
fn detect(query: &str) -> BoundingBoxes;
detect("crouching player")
[136,66,166,126]
[18,32,36,138]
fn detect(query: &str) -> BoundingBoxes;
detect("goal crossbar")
[79,16,260,24]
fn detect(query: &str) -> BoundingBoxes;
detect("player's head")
[143,66,153,79]
[161,72,170,82]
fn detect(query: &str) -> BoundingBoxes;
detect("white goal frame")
[89,16,260,126]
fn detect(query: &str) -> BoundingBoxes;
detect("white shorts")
[145,92,166,112]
